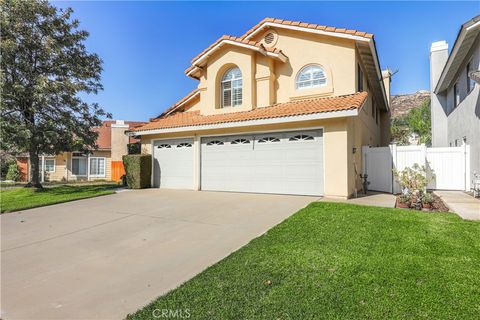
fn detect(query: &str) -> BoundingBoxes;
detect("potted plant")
[421,192,434,209]
[397,192,411,208]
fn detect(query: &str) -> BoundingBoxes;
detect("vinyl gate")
[362,144,470,193]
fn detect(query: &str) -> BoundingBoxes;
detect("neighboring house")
[17,120,145,182]
[430,15,480,184]
[130,18,391,198]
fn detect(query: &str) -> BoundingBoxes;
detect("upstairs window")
[467,62,474,92]
[454,83,460,108]
[357,63,364,92]
[295,65,326,90]
[221,67,242,107]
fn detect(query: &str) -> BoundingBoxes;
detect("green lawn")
[128,202,480,320]
[0,183,119,213]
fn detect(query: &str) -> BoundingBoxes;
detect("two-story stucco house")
[130,18,391,198]
[430,15,480,185]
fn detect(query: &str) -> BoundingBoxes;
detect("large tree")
[0,0,110,187]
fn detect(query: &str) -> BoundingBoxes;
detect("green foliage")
[390,118,410,145]
[0,0,111,186]
[127,142,141,155]
[407,99,432,145]
[122,154,151,189]
[390,98,431,146]
[5,162,20,181]
[421,192,434,204]
[393,163,435,193]
[1,159,15,180]
[399,192,411,204]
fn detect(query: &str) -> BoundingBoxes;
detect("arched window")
[221,67,242,107]
[295,65,326,90]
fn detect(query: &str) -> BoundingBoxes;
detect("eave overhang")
[435,15,480,94]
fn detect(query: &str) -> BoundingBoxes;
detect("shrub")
[122,154,151,189]
[127,142,141,155]
[421,192,434,205]
[5,162,20,181]
[399,193,411,204]
[393,163,434,194]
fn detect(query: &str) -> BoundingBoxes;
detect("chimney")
[110,120,130,161]
[430,41,449,90]
[429,41,449,147]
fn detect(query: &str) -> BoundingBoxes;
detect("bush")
[122,154,151,189]
[5,162,20,181]
[393,163,434,194]
[1,159,15,180]
[127,142,141,155]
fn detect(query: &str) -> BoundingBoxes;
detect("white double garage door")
[153,130,324,196]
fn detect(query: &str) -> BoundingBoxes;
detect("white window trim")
[295,64,327,90]
[89,157,106,178]
[221,67,243,108]
[44,158,56,173]
[71,155,88,177]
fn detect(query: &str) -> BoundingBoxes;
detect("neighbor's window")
[357,64,364,92]
[467,62,474,92]
[72,157,87,176]
[89,157,106,176]
[221,67,242,107]
[45,159,55,172]
[295,65,326,90]
[454,83,460,107]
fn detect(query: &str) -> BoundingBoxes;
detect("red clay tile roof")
[94,121,147,148]
[240,17,374,40]
[186,35,286,77]
[190,35,283,64]
[132,92,368,132]
[158,89,200,118]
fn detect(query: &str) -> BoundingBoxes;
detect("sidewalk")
[434,191,480,221]
[319,192,396,208]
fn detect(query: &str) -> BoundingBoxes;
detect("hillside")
[391,91,430,118]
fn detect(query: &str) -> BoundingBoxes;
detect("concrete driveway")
[1,189,316,320]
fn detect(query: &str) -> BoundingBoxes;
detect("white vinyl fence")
[362,144,470,193]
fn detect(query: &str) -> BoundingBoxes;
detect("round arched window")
[295,65,327,90]
[221,67,242,107]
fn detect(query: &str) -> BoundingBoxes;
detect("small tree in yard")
[5,162,20,181]
[0,0,110,188]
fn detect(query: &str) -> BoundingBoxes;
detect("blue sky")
[55,1,479,121]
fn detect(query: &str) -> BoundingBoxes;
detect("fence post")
[389,144,397,194]
[464,143,470,191]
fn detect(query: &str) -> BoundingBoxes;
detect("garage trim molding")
[150,125,326,194]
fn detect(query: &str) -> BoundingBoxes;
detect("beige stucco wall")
[187,26,359,115]
[262,28,356,103]
[141,117,354,198]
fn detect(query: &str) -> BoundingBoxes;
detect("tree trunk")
[28,151,43,189]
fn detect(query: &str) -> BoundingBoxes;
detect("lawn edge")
[0,190,116,214]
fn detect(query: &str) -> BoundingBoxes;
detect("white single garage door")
[201,130,324,196]
[153,138,194,189]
